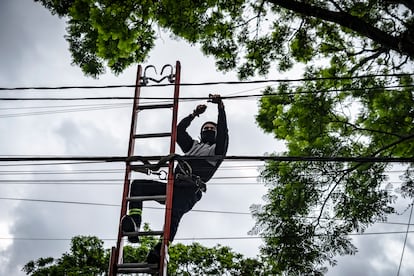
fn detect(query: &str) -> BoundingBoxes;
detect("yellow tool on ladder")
[109,61,181,276]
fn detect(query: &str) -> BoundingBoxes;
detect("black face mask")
[201,130,216,144]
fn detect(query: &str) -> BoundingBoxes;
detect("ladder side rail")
[109,65,143,276]
[160,61,181,275]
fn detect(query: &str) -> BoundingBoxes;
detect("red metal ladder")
[109,61,181,276]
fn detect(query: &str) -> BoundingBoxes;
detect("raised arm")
[215,104,228,155]
[209,95,228,156]
[177,104,207,153]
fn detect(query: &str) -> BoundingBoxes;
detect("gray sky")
[0,1,413,275]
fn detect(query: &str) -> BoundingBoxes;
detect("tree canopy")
[22,236,108,275]
[22,234,265,275]
[36,0,414,274]
[35,0,414,78]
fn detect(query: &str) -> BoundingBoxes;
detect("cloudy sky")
[0,1,413,275]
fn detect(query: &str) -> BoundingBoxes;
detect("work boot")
[121,215,139,243]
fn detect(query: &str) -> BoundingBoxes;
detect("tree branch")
[371,133,414,156]
[350,48,389,74]
[315,171,348,227]
[329,115,404,139]
[315,133,414,226]
[386,0,414,13]
[267,0,414,58]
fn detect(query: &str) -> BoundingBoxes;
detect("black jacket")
[176,105,228,182]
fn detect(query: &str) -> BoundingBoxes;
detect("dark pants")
[129,179,202,241]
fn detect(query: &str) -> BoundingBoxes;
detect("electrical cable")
[0,197,249,215]
[0,82,401,114]
[0,155,412,163]
[0,181,407,186]
[0,176,260,184]
[0,196,413,228]
[0,166,409,176]
[0,161,107,167]
[0,72,413,91]
[3,229,414,242]
[0,102,131,111]
[396,202,413,276]
[0,164,262,175]
[1,83,413,101]
[0,103,130,118]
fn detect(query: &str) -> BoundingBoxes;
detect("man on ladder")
[121,94,229,267]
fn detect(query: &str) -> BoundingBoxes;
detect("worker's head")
[200,121,217,144]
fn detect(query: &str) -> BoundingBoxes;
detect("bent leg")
[146,185,202,265]
[129,179,166,213]
[123,179,167,243]
[169,186,202,241]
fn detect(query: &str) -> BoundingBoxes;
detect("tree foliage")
[22,236,109,275]
[36,0,414,274]
[23,234,264,275]
[168,242,266,276]
[35,0,414,78]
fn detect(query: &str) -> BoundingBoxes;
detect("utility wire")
[3,229,414,242]
[0,155,412,163]
[1,197,413,227]
[0,181,407,186]
[0,166,410,176]
[0,197,249,215]
[397,202,413,276]
[0,169,409,176]
[0,72,413,91]
[0,161,107,167]
[0,164,262,175]
[1,83,413,101]
[0,103,130,118]
[0,176,260,184]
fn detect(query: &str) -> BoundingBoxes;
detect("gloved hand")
[192,104,207,117]
[208,94,222,104]
[209,94,224,108]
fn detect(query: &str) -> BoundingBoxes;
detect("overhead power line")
[0,164,262,175]
[1,84,413,101]
[397,202,413,276]
[3,229,414,242]
[1,197,414,227]
[0,103,130,118]
[0,166,409,176]
[0,72,413,91]
[0,197,249,215]
[0,155,412,163]
[0,176,261,184]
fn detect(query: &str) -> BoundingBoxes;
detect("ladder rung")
[134,133,171,139]
[127,195,166,202]
[118,263,159,274]
[123,230,164,237]
[118,262,158,269]
[137,103,174,110]
[117,268,154,273]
